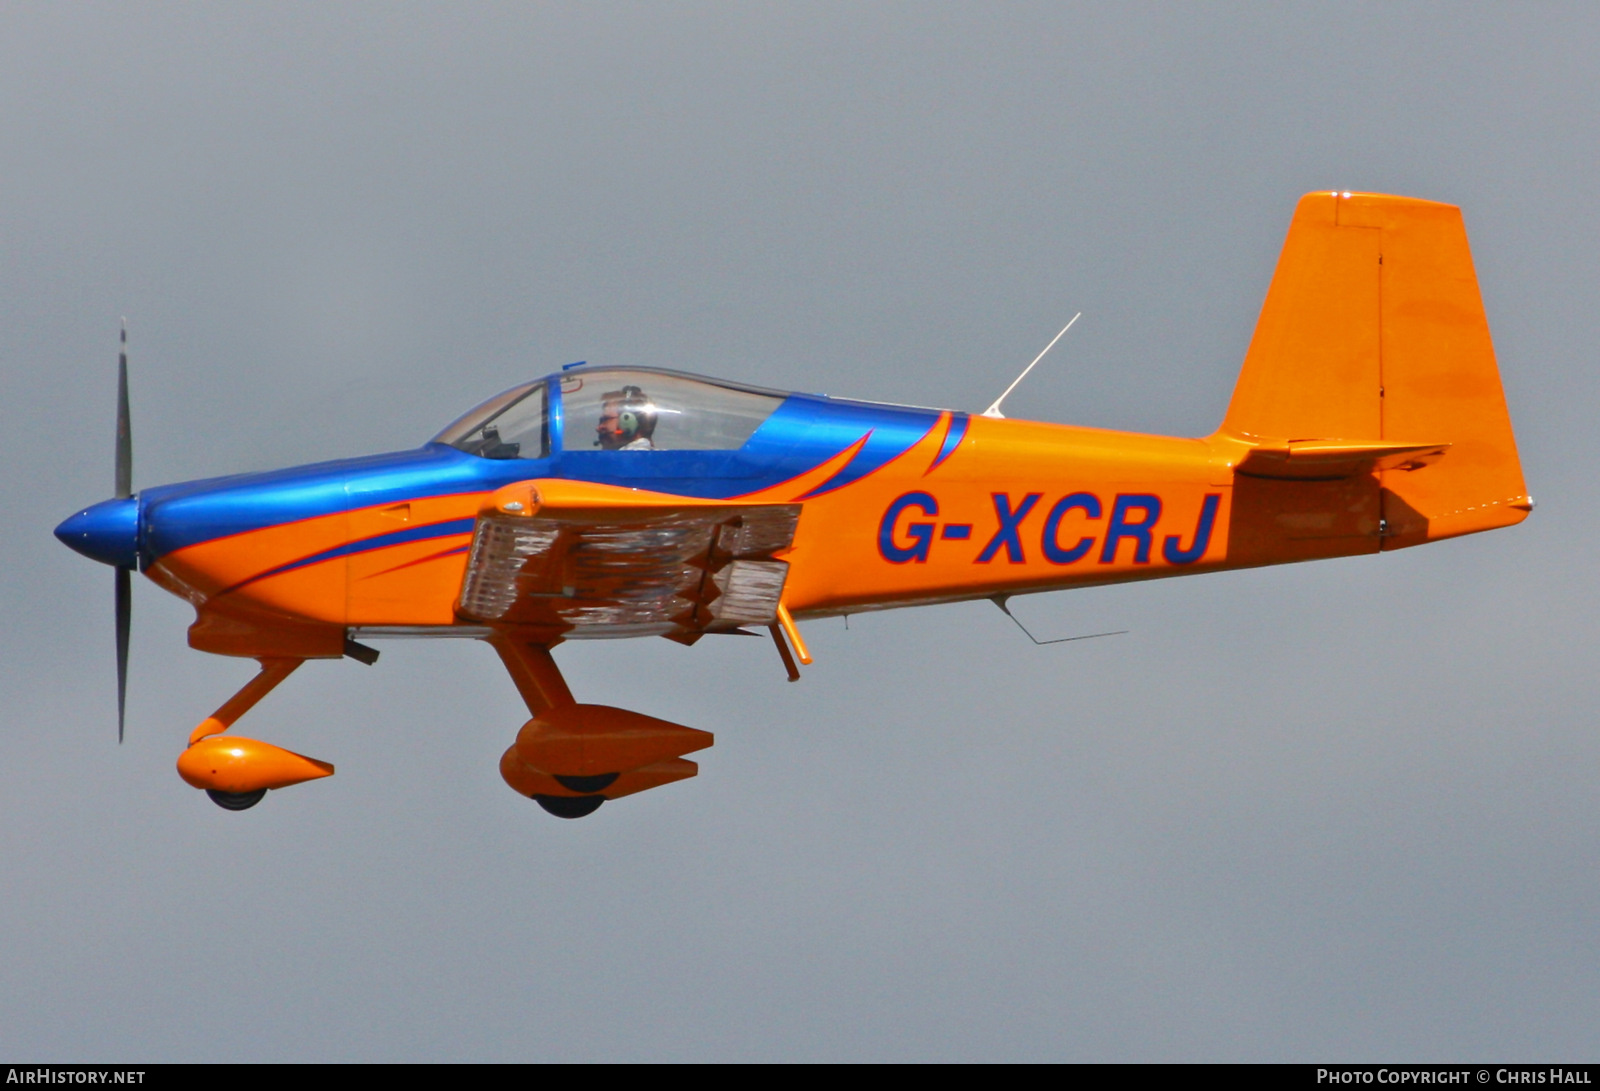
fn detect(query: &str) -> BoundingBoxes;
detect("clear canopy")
[436,369,785,458]
[433,380,549,459]
[558,369,783,452]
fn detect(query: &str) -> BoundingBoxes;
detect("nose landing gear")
[175,657,336,811]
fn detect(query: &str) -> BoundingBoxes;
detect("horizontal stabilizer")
[1236,440,1449,480]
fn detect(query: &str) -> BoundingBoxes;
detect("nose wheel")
[206,788,267,811]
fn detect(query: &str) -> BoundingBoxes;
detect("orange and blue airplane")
[54,192,1531,818]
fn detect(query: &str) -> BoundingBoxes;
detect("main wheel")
[534,794,605,819]
[207,788,267,811]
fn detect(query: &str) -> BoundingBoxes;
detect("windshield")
[433,380,549,459]
[558,369,783,452]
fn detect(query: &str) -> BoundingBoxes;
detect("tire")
[207,788,267,811]
[534,794,605,819]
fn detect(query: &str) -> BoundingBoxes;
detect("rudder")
[1220,191,1531,548]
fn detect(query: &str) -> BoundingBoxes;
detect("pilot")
[595,385,658,451]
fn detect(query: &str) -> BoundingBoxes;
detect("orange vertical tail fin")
[1220,191,1531,548]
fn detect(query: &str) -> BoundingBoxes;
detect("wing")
[456,479,800,641]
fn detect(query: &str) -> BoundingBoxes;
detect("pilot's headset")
[610,385,657,446]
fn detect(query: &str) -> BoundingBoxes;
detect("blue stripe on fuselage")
[139,445,535,564]
[218,517,478,594]
[139,390,946,561]
[929,413,969,472]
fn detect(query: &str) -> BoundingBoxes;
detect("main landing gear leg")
[488,637,574,717]
[176,657,334,811]
[490,638,598,817]
[488,637,710,819]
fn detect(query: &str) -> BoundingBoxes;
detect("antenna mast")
[982,312,1081,419]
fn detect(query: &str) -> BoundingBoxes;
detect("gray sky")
[2,3,1596,1061]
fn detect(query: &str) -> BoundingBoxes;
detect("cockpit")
[433,368,787,460]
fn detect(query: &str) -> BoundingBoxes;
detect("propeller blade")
[114,322,133,741]
[115,321,132,500]
[115,564,131,743]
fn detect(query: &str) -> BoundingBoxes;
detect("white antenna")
[982,312,1081,419]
